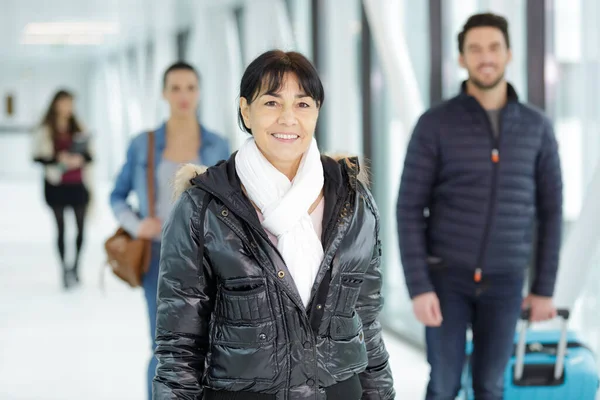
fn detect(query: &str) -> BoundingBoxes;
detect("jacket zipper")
[193,181,349,309]
[196,172,355,389]
[473,107,503,283]
[197,184,311,320]
[309,193,348,290]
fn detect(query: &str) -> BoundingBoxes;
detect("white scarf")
[235,137,325,307]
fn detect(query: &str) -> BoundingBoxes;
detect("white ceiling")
[0,0,199,65]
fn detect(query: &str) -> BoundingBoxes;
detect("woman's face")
[163,69,199,118]
[54,97,73,118]
[240,73,319,169]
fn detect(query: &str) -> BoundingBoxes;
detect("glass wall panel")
[285,0,313,57]
[548,0,600,222]
[318,0,363,155]
[366,0,431,344]
[550,0,600,356]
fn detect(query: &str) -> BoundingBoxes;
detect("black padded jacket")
[153,154,395,400]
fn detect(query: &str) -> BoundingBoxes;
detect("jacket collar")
[190,152,359,203]
[459,80,519,103]
[458,80,521,120]
[189,153,361,238]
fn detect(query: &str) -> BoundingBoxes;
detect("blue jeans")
[143,242,161,400]
[425,266,524,400]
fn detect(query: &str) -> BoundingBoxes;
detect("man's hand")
[412,292,443,327]
[522,294,557,322]
[137,218,162,239]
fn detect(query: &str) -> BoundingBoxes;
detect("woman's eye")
[265,101,277,106]
[298,102,311,108]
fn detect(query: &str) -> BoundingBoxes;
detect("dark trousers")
[425,266,524,400]
[143,242,161,400]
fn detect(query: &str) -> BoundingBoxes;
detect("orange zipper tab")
[474,268,482,282]
[491,149,499,163]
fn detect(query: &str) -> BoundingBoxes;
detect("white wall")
[319,0,363,155]
[0,61,90,127]
[0,61,91,180]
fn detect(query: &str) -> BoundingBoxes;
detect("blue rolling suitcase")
[461,309,599,399]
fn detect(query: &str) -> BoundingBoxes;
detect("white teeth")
[273,133,299,140]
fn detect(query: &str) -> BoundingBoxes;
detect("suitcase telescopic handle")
[514,308,570,383]
[520,309,570,321]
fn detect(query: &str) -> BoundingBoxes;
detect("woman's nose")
[278,107,297,125]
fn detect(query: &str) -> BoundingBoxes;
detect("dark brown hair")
[41,90,83,139]
[163,61,200,89]
[238,50,324,134]
[458,13,510,53]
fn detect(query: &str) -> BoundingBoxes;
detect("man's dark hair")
[163,61,201,89]
[237,50,324,135]
[458,13,510,53]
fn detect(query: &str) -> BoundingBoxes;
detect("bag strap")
[147,131,156,217]
[100,131,157,293]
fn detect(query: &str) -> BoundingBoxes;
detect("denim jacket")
[109,122,230,237]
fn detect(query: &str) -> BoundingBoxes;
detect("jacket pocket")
[209,277,279,382]
[217,277,272,322]
[334,273,363,318]
[210,321,278,382]
[327,312,368,376]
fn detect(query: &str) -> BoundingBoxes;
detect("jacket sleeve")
[33,156,58,165]
[531,119,563,297]
[31,126,57,165]
[153,190,215,399]
[109,138,142,236]
[80,136,93,163]
[357,191,395,400]
[396,113,439,299]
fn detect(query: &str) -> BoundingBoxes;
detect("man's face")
[459,26,512,90]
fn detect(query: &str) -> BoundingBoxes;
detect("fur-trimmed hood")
[173,154,369,200]
[173,163,209,200]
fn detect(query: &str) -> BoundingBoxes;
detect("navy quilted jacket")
[397,83,563,299]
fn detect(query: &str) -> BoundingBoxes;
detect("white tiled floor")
[0,181,428,400]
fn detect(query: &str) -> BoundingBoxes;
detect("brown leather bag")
[104,131,156,288]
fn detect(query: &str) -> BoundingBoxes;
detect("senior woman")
[153,50,395,399]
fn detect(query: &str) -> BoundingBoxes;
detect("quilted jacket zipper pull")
[474,268,482,282]
[491,149,499,163]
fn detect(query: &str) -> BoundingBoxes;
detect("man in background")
[396,13,563,400]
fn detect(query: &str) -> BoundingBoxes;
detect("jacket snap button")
[306,378,315,387]
[303,341,311,349]
[277,271,285,278]
[259,333,267,341]
[221,209,229,217]
[316,304,322,310]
